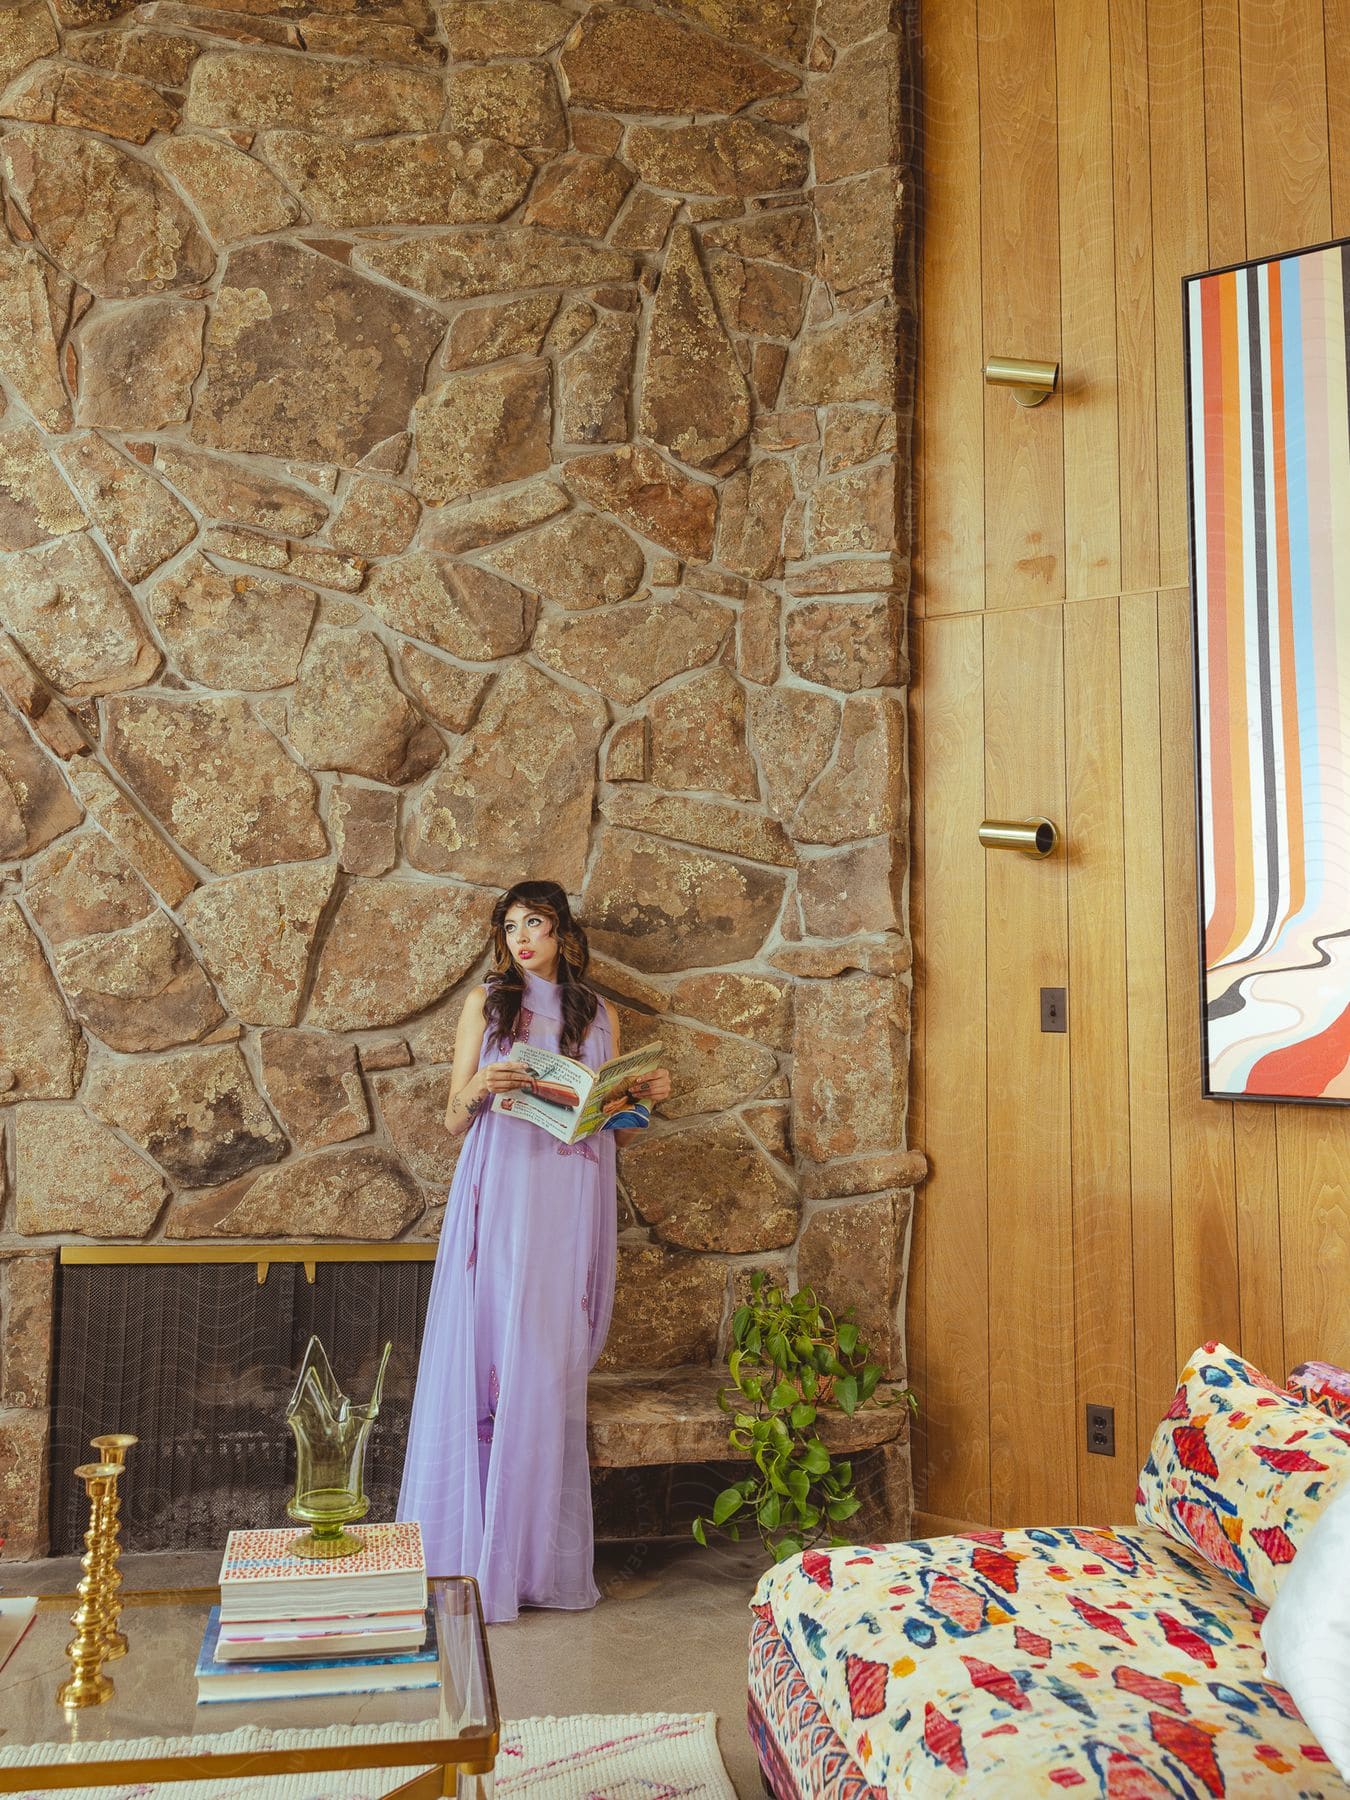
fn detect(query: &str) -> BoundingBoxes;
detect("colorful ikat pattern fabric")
[1287,1361,1350,1426]
[1136,1343,1350,1605]
[750,1525,1348,1796]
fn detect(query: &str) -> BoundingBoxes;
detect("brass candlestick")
[90,1434,136,1659]
[56,1462,122,1708]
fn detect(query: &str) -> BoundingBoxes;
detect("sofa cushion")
[1287,1360,1350,1425]
[1136,1342,1350,1605]
[750,1525,1345,1795]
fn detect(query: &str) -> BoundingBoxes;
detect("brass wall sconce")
[979,818,1060,857]
[984,357,1059,407]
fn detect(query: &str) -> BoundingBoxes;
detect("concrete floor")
[11,1536,771,1797]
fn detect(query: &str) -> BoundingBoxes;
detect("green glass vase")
[285,1336,392,1559]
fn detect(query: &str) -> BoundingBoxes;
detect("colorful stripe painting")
[1186,238,1350,1102]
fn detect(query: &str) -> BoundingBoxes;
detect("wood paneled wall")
[909,0,1350,1531]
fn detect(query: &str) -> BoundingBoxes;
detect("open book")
[491,1040,663,1143]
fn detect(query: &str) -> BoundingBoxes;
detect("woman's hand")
[602,1066,673,1116]
[478,1057,533,1095]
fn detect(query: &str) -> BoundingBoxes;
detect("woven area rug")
[1,1713,738,1800]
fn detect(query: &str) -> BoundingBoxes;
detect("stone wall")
[0,0,917,1556]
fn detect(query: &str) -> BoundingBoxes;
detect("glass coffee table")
[0,1577,498,1799]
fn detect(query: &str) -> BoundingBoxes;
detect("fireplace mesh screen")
[49,1260,433,1556]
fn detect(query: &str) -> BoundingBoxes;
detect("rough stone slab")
[307,878,491,1030]
[708,247,808,338]
[560,6,796,113]
[70,761,196,907]
[715,458,794,582]
[821,404,899,473]
[627,119,809,197]
[0,61,179,143]
[0,423,83,550]
[600,788,793,867]
[180,862,337,1025]
[0,3,59,91]
[792,973,907,1162]
[789,301,897,406]
[447,61,565,150]
[442,294,558,370]
[798,837,903,937]
[0,244,73,431]
[0,1407,48,1557]
[594,1245,725,1371]
[290,628,439,784]
[534,592,731,705]
[669,969,792,1049]
[263,132,532,228]
[200,528,364,592]
[104,693,327,873]
[786,595,901,691]
[412,362,553,506]
[420,480,569,555]
[640,225,750,472]
[564,448,717,560]
[801,1148,928,1202]
[293,15,444,63]
[793,692,905,843]
[486,512,645,609]
[76,299,205,431]
[367,555,536,660]
[810,34,904,184]
[371,1066,456,1183]
[611,187,680,252]
[355,228,636,301]
[397,648,492,734]
[810,463,899,555]
[65,27,200,85]
[1,126,214,297]
[798,1188,909,1373]
[173,1145,423,1238]
[186,49,442,135]
[660,0,811,58]
[586,1366,909,1466]
[617,1006,779,1123]
[648,666,757,798]
[784,555,905,595]
[328,477,418,558]
[0,900,81,1102]
[770,937,909,979]
[57,433,196,584]
[558,313,636,446]
[25,830,153,945]
[604,716,646,782]
[147,553,317,692]
[330,780,398,875]
[53,912,225,1053]
[0,534,160,697]
[584,827,787,972]
[153,445,327,536]
[259,1028,370,1151]
[407,662,605,890]
[193,242,443,467]
[0,1252,54,1408]
[442,0,573,56]
[524,153,633,238]
[744,687,837,819]
[0,702,82,860]
[156,133,301,242]
[85,1042,285,1186]
[621,1115,795,1252]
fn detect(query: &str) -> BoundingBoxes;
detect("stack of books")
[196,1521,438,1703]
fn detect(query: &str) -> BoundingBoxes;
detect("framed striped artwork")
[1185,237,1350,1103]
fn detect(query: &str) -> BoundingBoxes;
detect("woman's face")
[502,903,560,980]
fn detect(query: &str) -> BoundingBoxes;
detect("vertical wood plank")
[979,0,1066,609]
[1240,0,1331,259]
[1233,1104,1285,1378]
[1276,1110,1350,1370]
[919,614,992,1523]
[984,605,1073,1523]
[1064,597,1137,1516]
[1111,0,1160,594]
[1057,0,1121,599]
[907,617,929,1506]
[1328,0,1350,234]
[1119,593,1178,1462]
[1148,0,1208,589]
[920,0,985,614]
[1157,589,1239,1361]
[1201,0,1246,267]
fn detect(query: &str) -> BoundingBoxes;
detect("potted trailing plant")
[692,1271,915,1563]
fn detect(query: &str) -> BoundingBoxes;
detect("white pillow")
[1262,1480,1350,1781]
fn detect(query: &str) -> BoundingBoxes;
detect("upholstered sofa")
[748,1348,1350,1797]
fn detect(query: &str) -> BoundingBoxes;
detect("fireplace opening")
[49,1254,433,1556]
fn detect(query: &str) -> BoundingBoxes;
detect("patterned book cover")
[219,1522,425,1586]
[196,1605,439,1703]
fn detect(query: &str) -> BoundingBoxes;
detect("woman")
[397,880,672,1623]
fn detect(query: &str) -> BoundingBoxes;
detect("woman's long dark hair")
[482,880,599,1058]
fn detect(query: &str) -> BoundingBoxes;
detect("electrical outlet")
[1086,1403,1115,1457]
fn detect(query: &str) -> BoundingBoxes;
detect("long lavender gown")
[397,970,617,1623]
